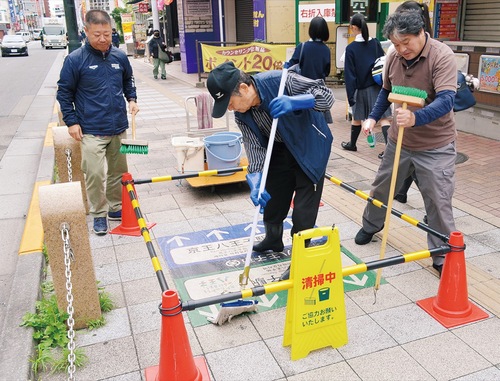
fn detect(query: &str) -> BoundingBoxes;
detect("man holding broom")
[57,9,139,235]
[207,61,334,281]
[354,10,457,276]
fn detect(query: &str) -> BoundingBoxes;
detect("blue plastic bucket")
[213,131,243,143]
[203,133,242,175]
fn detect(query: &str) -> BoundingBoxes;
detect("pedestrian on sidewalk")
[341,13,391,152]
[148,30,167,80]
[79,29,86,44]
[354,10,458,276]
[111,28,120,48]
[56,9,139,236]
[207,61,334,281]
[285,16,333,124]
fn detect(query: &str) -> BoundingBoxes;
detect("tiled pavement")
[32,54,500,380]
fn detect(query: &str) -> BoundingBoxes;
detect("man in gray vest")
[355,11,457,277]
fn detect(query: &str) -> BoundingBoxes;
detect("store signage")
[8,0,17,23]
[478,55,500,94]
[185,0,211,16]
[298,3,335,22]
[254,0,266,41]
[200,42,293,73]
[434,0,460,41]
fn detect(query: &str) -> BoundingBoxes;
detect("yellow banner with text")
[200,42,294,73]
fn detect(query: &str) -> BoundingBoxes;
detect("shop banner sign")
[478,55,500,94]
[120,13,133,23]
[8,0,17,23]
[254,0,266,41]
[201,42,294,73]
[185,0,211,16]
[122,21,135,44]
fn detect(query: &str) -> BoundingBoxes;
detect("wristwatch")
[127,98,137,102]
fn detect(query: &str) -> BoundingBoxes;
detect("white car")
[33,29,43,40]
[16,31,31,42]
[1,35,29,57]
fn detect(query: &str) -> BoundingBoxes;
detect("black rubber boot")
[253,223,284,253]
[341,125,361,151]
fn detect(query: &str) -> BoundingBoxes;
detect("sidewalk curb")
[0,253,43,380]
[0,51,62,380]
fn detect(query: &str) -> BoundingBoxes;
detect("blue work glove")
[269,94,315,118]
[283,61,290,69]
[246,172,271,213]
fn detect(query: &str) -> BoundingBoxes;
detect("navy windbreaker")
[236,71,333,184]
[56,42,137,136]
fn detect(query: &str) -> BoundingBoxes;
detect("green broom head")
[391,85,428,100]
[120,144,149,155]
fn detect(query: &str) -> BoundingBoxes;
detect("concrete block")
[52,126,89,214]
[39,182,101,329]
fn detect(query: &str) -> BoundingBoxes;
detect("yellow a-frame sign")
[283,226,348,360]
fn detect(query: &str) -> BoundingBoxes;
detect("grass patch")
[98,282,114,313]
[87,316,106,330]
[22,280,114,377]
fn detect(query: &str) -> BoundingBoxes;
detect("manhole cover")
[456,152,468,164]
[374,133,469,164]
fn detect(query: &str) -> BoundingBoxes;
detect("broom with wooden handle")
[120,113,149,154]
[374,86,427,291]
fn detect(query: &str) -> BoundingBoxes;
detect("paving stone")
[348,346,433,380]
[402,332,491,380]
[206,341,284,381]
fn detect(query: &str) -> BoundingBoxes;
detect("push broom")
[374,85,427,293]
[120,113,149,154]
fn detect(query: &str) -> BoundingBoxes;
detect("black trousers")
[263,143,324,236]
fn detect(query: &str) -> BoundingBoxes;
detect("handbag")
[371,56,386,86]
[454,70,476,112]
[157,44,173,63]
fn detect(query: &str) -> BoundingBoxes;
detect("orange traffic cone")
[144,290,210,381]
[417,231,488,328]
[110,172,156,236]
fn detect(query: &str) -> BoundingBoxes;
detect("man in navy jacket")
[57,9,139,235]
[207,62,334,280]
